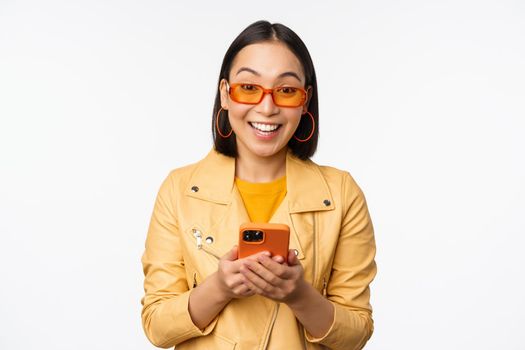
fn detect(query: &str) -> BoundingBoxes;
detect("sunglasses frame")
[225,81,308,108]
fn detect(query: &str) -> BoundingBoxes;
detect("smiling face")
[219,41,310,161]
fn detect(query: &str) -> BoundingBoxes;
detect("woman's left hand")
[239,249,307,304]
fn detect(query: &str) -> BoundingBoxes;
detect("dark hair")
[212,20,319,160]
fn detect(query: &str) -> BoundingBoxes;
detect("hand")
[239,249,307,304]
[215,245,270,301]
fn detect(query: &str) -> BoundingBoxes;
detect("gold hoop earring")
[216,107,233,138]
[293,111,315,142]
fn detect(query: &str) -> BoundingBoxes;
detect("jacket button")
[205,236,214,244]
[191,186,199,192]
[323,199,331,206]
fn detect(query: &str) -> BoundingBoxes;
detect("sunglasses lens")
[273,87,305,107]
[229,84,306,107]
[231,84,263,104]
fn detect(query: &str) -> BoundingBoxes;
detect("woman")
[141,20,377,350]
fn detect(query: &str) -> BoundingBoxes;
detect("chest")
[174,186,342,292]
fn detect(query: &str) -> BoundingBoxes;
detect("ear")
[219,79,230,110]
[302,85,313,114]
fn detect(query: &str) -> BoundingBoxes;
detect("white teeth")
[250,122,280,132]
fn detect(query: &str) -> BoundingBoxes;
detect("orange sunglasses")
[226,81,308,108]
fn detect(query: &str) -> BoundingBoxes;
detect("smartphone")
[238,223,290,263]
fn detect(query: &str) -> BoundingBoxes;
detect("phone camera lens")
[243,230,264,242]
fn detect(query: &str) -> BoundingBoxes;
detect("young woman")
[141,20,377,350]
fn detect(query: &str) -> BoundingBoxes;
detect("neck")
[235,147,288,183]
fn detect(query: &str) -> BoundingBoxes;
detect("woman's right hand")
[188,246,275,329]
[216,245,269,300]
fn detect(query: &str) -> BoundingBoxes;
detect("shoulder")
[308,158,365,197]
[156,153,209,195]
[310,162,373,229]
[164,161,200,185]
[288,155,368,214]
[157,148,235,199]
[166,148,227,180]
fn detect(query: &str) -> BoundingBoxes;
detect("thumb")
[287,249,299,266]
[222,245,239,261]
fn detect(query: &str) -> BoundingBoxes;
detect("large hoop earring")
[216,107,233,138]
[293,111,315,142]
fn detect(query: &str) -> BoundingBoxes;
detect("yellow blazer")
[141,148,377,349]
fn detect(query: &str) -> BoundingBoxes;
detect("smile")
[249,122,282,132]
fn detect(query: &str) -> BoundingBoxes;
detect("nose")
[256,91,279,116]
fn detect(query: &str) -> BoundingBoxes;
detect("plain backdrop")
[1,0,524,349]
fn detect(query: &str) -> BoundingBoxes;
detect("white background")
[1,0,524,349]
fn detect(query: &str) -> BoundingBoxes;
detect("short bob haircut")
[212,20,319,160]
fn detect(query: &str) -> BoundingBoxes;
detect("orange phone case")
[238,223,290,262]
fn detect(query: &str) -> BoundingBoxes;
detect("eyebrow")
[235,67,302,83]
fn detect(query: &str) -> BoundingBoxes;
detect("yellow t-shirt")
[235,176,287,223]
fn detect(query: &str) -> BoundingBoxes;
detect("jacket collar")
[185,148,334,213]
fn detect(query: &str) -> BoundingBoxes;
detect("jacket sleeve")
[305,171,377,350]
[140,172,218,348]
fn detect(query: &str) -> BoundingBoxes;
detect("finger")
[232,283,255,297]
[272,255,285,264]
[223,271,246,290]
[287,249,299,266]
[241,289,256,297]
[231,251,266,272]
[240,261,276,293]
[222,245,239,261]
[253,251,272,259]
[219,246,238,263]
[234,251,271,270]
[240,275,264,295]
[256,254,288,278]
[245,258,285,286]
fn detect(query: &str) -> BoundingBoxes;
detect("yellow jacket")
[141,149,377,350]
